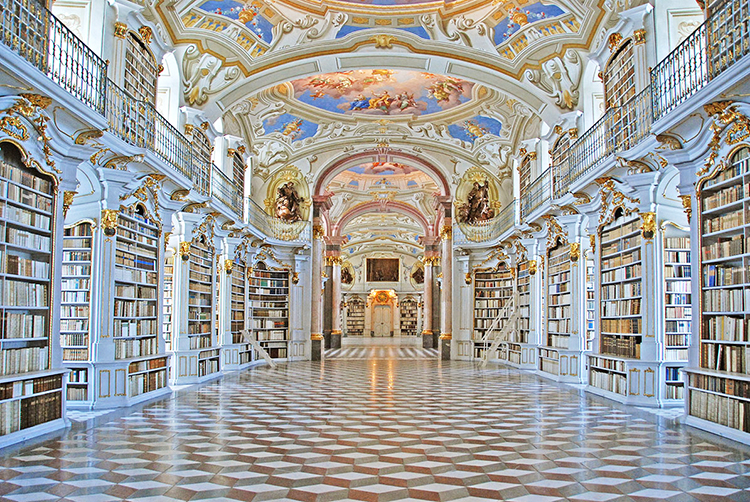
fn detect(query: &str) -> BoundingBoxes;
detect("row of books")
[250,309,287,318]
[116,227,157,247]
[602,249,641,271]
[666,348,689,361]
[703,288,750,312]
[7,183,52,212]
[252,320,288,329]
[63,348,88,361]
[3,313,46,339]
[703,315,747,341]
[114,300,156,318]
[666,306,692,318]
[61,333,87,347]
[63,238,91,249]
[474,280,513,289]
[601,318,642,334]
[589,355,625,372]
[115,250,156,271]
[601,282,641,299]
[6,255,49,278]
[474,290,512,299]
[601,219,640,242]
[548,306,571,319]
[548,319,570,334]
[249,289,287,296]
[2,205,51,230]
[0,346,48,375]
[251,271,288,279]
[251,279,288,288]
[118,210,158,234]
[703,208,743,234]
[701,234,745,261]
[189,245,212,261]
[601,234,640,256]
[666,333,689,346]
[665,264,691,278]
[189,270,212,283]
[701,182,749,210]
[61,291,87,304]
[128,357,167,374]
[665,237,691,249]
[539,357,560,374]
[703,264,744,286]
[115,284,156,299]
[601,335,641,358]
[190,334,214,350]
[129,369,167,397]
[665,386,685,400]
[114,337,157,359]
[0,391,61,436]
[690,389,750,432]
[547,333,570,348]
[474,308,510,319]
[6,227,50,252]
[665,250,691,263]
[602,299,641,317]
[0,374,61,402]
[199,358,220,377]
[256,331,288,341]
[5,280,47,307]
[66,387,88,401]
[61,278,89,291]
[62,264,91,276]
[700,343,748,373]
[114,319,157,338]
[602,264,641,283]
[548,282,570,294]
[188,321,211,335]
[474,316,512,329]
[691,373,750,399]
[113,268,157,285]
[589,368,627,395]
[666,280,692,293]
[60,305,88,318]
[0,161,53,195]
[548,263,570,276]
[548,293,570,306]
[666,320,691,333]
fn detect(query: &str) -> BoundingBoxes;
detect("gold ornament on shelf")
[114,22,128,38]
[608,32,623,51]
[63,191,77,217]
[224,259,233,275]
[641,212,656,239]
[589,234,596,254]
[633,29,646,45]
[440,225,452,240]
[465,272,472,285]
[179,241,191,261]
[138,26,153,44]
[528,259,537,275]
[313,224,325,239]
[291,272,299,284]
[371,34,397,48]
[570,242,580,262]
[101,209,118,236]
[680,194,692,223]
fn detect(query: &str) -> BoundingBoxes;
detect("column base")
[311,336,324,361]
[324,331,332,350]
[422,331,434,349]
[440,337,451,360]
[330,331,342,349]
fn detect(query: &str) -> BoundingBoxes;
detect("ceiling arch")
[315,150,450,196]
[332,200,434,237]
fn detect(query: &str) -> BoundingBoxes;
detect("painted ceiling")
[291,70,473,117]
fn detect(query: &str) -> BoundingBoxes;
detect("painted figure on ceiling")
[275,182,304,222]
[370,91,393,112]
[349,94,371,111]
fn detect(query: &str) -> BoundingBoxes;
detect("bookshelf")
[399,296,419,336]
[163,253,173,351]
[0,142,65,444]
[686,146,750,439]
[249,262,289,359]
[61,222,93,405]
[346,296,365,336]
[188,235,220,378]
[472,263,513,360]
[663,228,691,404]
[233,256,253,366]
[509,258,535,368]
[585,256,595,351]
[539,240,571,377]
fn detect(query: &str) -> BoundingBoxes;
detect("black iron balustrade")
[0,0,107,113]
[521,169,551,220]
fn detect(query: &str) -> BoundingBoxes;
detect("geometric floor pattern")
[2,357,750,502]
[325,347,438,359]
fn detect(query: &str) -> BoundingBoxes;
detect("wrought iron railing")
[521,169,551,220]
[0,0,107,113]
[211,163,243,217]
[652,0,749,121]
[497,200,517,236]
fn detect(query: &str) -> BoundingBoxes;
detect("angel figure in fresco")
[395,92,417,111]
[427,78,464,102]
[275,182,304,222]
[369,91,393,112]
[349,94,371,111]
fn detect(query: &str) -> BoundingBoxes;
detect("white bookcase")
[472,263,513,360]
[662,228,691,404]
[249,262,290,359]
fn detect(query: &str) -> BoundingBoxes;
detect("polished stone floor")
[2,356,750,502]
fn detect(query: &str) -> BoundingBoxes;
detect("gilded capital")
[641,211,656,239]
[589,234,596,254]
[63,191,77,217]
[570,242,580,262]
[528,259,537,275]
[440,225,452,240]
[633,29,647,45]
[101,209,118,236]
[178,241,191,258]
[114,22,128,38]
[224,259,233,274]
[680,195,692,223]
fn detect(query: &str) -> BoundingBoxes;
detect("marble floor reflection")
[1,356,750,502]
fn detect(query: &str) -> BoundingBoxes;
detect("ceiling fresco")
[261,113,318,141]
[291,70,474,117]
[198,1,275,43]
[448,116,503,144]
[346,162,420,176]
[493,3,567,45]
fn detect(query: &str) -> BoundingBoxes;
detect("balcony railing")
[497,200,517,236]
[0,0,107,113]
[246,197,311,243]
[521,169,551,220]
[652,0,749,121]
[211,163,243,217]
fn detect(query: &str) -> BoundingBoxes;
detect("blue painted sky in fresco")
[493,2,566,45]
[448,116,502,144]
[200,1,274,43]
[336,25,430,40]
[262,113,318,141]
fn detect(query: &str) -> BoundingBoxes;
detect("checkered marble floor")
[2,359,750,502]
[325,347,438,359]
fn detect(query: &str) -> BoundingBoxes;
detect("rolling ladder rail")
[479,290,520,367]
[241,329,278,369]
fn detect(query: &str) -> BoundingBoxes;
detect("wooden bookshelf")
[188,236,219,376]
[538,240,571,377]
[0,143,64,442]
[473,263,513,359]
[346,296,365,336]
[687,146,750,437]
[399,297,419,336]
[249,262,289,359]
[61,222,93,403]
[663,230,691,403]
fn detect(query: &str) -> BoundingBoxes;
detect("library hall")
[2,0,750,500]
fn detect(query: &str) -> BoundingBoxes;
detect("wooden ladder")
[242,329,278,369]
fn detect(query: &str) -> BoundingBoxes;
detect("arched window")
[603,40,635,109]
[124,32,157,104]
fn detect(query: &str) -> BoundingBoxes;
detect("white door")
[373,306,391,337]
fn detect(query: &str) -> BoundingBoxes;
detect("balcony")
[211,164,243,218]
[246,198,311,243]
